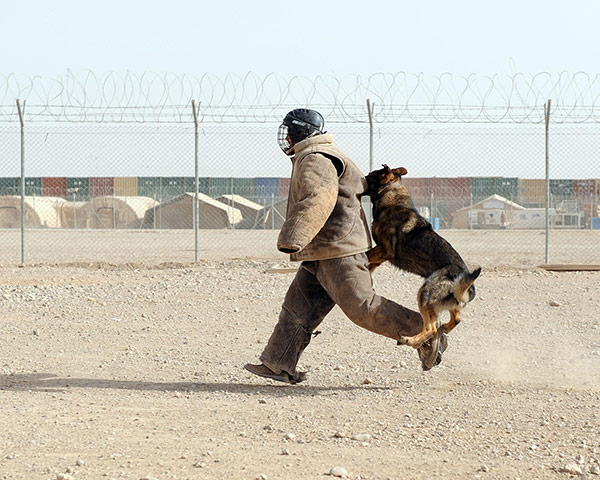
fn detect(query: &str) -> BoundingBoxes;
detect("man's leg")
[247,261,335,382]
[315,253,446,369]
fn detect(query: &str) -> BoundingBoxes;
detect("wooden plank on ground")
[539,264,600,271]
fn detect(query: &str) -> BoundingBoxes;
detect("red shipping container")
[403,178,432,202]
[42,177,67,198]
[440,177,471,198]
[404,177,472,221]
[440,177,472,215]
[573,179,595,197]
[90,177,115,198]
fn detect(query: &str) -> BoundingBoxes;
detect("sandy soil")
[0,229,599,267]
[1,236,599,479]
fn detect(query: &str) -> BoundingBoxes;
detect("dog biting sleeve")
[277,153,339,254]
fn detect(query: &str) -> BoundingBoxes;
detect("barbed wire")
[1,71,600,124]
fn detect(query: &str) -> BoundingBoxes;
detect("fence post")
[469,191,473,230]
[366,99,374,173]
[16,99,26,265]
[591,193,594,230]
[271,193,275,230]
[230,177,235,230]
[366,99,374,225]
[544,99,551,264]
[192,100,200,261]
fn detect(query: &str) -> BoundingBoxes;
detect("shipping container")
[160,177,185,199]
[595,179,600,197]
[440,177,472,218]
[232,178,257,201]
[205,178,256,200]
[90,177,114,198]
[66,177,90,200]
[403,178,471,222]
[573,179,595,198]
[437,177,471,198]
[256,177,280,202]
[471,177,518,203]
[205,177,230,198]
[518,179,545,206]
[402,178,433,201]
[113,177,138,196]
[24,177,43,196]
[137,177,160,199]
[0,177,19,196]
[549,179,573,197]
[183,176,210,194]
[42,177,67,198]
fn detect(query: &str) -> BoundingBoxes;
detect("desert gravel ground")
[0,231,599,479]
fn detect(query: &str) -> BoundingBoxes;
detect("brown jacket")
[277,134,372,261]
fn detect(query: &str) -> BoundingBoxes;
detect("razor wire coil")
[1,71,600,124]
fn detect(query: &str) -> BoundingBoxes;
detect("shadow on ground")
[0,373,392,396]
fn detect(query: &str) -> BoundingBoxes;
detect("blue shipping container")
[256,177,280,201]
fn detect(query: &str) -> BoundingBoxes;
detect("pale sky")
[1,1,599,180]
[2,0,599,77]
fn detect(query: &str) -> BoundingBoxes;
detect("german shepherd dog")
[365,165,481,350]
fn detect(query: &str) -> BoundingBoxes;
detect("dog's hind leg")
[399,304,438,349]
[366,245,387,272]
[443,309,462,334]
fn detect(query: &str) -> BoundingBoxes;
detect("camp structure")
[59,201,90,229]
[451,194,525,229]
[215,194,264,229]
[0,195,65,228]
[141,192,242,229]
[451,194,531,229]
[87,196,158,229]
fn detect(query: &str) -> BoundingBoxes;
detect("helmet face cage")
[277,123,294,155]
[277,109,325,155]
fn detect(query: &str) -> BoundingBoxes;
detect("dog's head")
[365,164,408,198]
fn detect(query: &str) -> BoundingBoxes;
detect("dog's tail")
[453,266,481,303]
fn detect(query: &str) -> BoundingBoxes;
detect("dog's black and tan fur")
[365,165,481,349]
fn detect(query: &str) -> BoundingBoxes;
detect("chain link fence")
[1,72,599,267]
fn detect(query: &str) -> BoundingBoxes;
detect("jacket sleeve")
[277,153,339,254]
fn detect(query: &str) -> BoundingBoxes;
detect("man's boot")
[244,363,306,384]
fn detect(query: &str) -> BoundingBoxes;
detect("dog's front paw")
[399,334,429,349]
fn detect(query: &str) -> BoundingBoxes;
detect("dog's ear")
[394,167,408,177]
[382,164,392,174]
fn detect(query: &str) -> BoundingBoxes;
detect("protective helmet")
[277,108,325,155]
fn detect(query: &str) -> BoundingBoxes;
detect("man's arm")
[277,153,339,253]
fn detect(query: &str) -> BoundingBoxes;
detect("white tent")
[87,196,158,229]
[142,192,242,229]
[59,201,89,229]
[0,196,65,228]
[216,194,264,229]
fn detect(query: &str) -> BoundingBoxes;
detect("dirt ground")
[1,232,599,479]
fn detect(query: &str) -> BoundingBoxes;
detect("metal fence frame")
[1,72,599,266]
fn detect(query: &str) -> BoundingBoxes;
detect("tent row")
[0,194,284,230]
